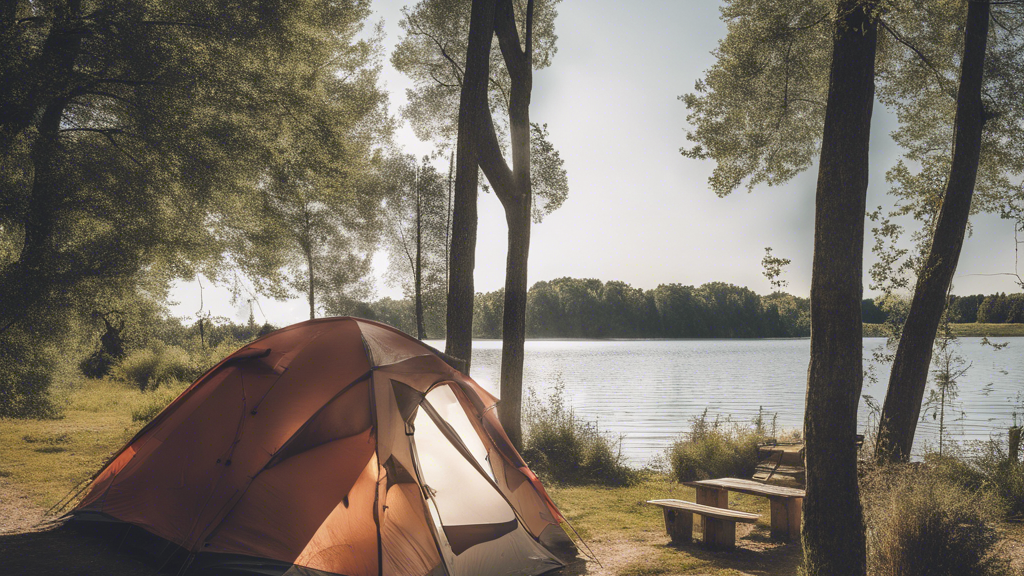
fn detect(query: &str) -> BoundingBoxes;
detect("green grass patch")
[0,377,176,508]
[864,323,1024,337]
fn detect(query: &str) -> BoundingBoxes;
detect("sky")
[169,0,1024,326]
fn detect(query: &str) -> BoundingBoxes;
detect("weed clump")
[521,382,640,487]
[666,409,769,481]
[862,462,1011,576]
[925,440,1024,520]
[111,344,192,391]
[130,380,188,422]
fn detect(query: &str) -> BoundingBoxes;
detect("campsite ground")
[1,377,1022,575]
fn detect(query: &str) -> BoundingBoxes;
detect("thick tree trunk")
[446,0,499,371]
[802,2,877,575]
[0,95,69,336]
[498,195,531,448]
[491,0,533,450]
[875,1,990,463]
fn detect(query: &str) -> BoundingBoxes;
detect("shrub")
[112,344,192,391]
[0,328,65,419]
[130,380,188,423]
[927,441,1024,520]
[862,463,1011,576]
[667,409,764,482]
[521,382,640,487]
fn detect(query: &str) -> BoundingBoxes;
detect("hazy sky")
[170,0,1023,326]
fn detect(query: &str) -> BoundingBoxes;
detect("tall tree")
[802,3,877,574]
[682,0,1024,462]
[874,1,993,462]
[382,154,452,339]
[0,0,388,413]
[392,0,566,372]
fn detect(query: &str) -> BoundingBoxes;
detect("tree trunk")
[415,168,426,340]
[490,0,533,450]
[498,194,531,448]
[0,95,69,336]
[802,2,877,575]
[446,0,499,371]
[306,244,315,320]
[874,1,990,463]
[0,0,82,156]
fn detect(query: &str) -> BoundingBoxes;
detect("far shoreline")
[422,323,1024,342]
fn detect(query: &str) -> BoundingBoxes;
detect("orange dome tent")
[71,317,572,576]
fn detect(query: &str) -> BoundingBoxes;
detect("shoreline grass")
[864,323,1024,338]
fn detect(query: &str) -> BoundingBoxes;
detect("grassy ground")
[863,323,1024,338]
[0,377,807,576]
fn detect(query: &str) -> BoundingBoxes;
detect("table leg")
[702,517,736,550]
[769,497,802,541]
[694,486,728,532]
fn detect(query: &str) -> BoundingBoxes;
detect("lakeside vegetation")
[3,377,1020,575]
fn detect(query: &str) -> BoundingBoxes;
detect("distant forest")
[350,279,1024,340]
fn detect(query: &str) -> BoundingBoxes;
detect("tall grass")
[925,440,1024,520]
[862,462,1012,576]
[521,381,640,487]
[666,409,781,482]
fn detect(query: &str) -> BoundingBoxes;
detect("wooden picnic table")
[682,477,804,541]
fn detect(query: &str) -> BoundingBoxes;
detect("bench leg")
[694,487,728,532]
[702,517,736,550]
[769,497,802,541]
[662,508,693,544]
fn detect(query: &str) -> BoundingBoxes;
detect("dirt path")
[0,477,46,535]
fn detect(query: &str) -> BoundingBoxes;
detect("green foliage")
[666,409,767,482]
[0,0,390,411]
[862,462,1012,576]
[379,153,452,338]
[111,345,192,391]
[391,0,569,213]
[680,0,833,195]
[130,380,188,423]
[0,326,63,419]
[521,383,640,487]
[926,442,1024,520]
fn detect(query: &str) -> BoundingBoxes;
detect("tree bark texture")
[490,0,533,450]
[875,0,990,463]
[446,0,499,371]
[802,2,877,575]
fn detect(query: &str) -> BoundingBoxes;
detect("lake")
[425,338,1024,465]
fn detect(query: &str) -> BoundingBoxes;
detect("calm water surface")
[425,338,1024,465]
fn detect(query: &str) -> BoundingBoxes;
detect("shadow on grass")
[0,522,163,576]
[659,525,804,576]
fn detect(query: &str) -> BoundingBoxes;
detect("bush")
[927,441,1024,520]
[667,409,764,482]
[0,328,65,419]
[862,463,1011,576]
[521,382,640,487]
[111,344,192,391]
[130,380,188,423]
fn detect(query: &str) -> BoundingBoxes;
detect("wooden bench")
[682,477,804,541]
[647,499,760,550]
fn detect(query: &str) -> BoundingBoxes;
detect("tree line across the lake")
[364,281,1024,340]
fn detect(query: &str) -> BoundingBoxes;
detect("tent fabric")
[72,317,569,576]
